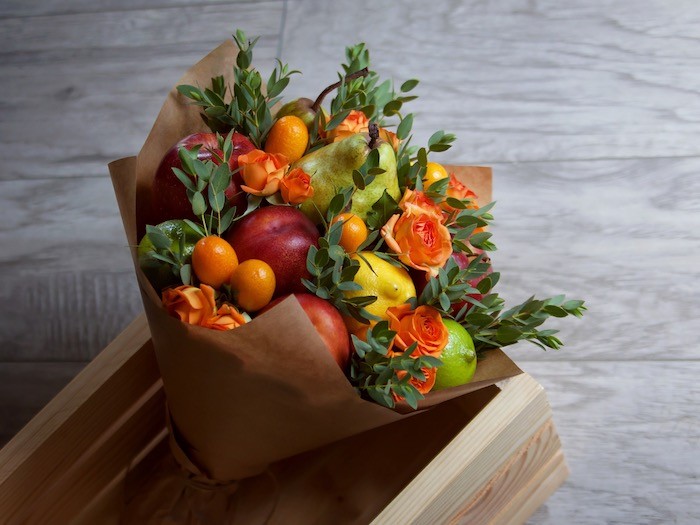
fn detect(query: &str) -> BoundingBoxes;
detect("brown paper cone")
[109,39,521,483]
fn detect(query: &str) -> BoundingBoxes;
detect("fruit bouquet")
[110,30,585,520]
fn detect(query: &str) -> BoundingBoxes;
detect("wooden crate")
[0,315,568,524]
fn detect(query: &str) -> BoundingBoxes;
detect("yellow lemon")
[423,161,449,189]
[343,252,416,338]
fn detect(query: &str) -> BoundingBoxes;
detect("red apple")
[150,132,255,225]
[225,206,320,296]
[262,293,351,370]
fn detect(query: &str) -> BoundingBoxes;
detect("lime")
[342,252,416,338]
[138,220,201,291]
[434,319,477,390]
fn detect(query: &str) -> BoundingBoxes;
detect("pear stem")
[368,122,380,149]
[311,67,370,113]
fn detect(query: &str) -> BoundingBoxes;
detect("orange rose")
[381,208,452,277]
[392,368,437,401]
[379,128,400,151]
[327,109,369,142]
[442,173,479,212]
[162,284,246,331]
[201,303,247,331]
[280,167,314,205]
[386,304,448,358]
[399,188,443,221]
[238,149,289,197]
[162,284,217,325]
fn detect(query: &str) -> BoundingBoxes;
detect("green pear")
[275,98,328,131]
[294,133,400,223]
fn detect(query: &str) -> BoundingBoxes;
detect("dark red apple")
[413,250,493,314]
[262,293,351,369]
[150,132,255,225]
[225,206,320,296]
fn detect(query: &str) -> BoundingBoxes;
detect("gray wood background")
[1,0,698,523]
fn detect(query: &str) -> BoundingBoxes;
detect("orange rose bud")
[162,284,246,331]
[381,208,453,278]
[327,109,369,142]
[442,173,479,211]
[392,368,437,402]
[238,149,289,197]
[379,128,400,151]
[399,188,443,221]
[201,303,247,331]
[162,284,218,325]
[387,304,448,358]
[280,167,314,205]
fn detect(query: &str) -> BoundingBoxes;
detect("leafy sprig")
[142,224,200,286]
[173,140,239,237]
[349,321,442,409]
[177,29,299,147]
[302,186,380,324]
[417,255,494,313]
[460,294,587,353]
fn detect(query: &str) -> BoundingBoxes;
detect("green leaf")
[191,192,206,216]
[146,226,171,251]
[325,110,351,131]
[400,79,419,92]
[365,190,399,230]
[396,113,414,140]
[180,264,192,285]
[352,169,366,190]
[496,325,522,344]
[417,148,428,167]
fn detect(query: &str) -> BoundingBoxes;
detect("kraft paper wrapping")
[109,39,522,522]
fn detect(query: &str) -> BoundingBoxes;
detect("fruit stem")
[368,122,380,149]
[311,67,370,112]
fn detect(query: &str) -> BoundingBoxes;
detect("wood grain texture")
[1,1,699,523]
[282,0,700,163]
[488,156,700,362]
[0,0,253,18]
[522,361,700,524]
[0,177,142,360]
[0,362,87,445]
[0,3,283,181]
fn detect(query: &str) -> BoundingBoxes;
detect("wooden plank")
[486,156,700,363]
[522,361,700,525]
[0,1,252,19]
[0,3,283,181]
[0,362,87,446]
[0,315,160,522]
[0,177,142,360]
[372,374,551,523]
[497,451,569,525]
[452,420,563,524]
[281,0,700,162]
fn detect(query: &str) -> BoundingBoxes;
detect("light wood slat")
[0,1,252,19]
[281,0,700,162]
[0,3,282,53]
[0,316,160,522]
[453,420,563,524]
[0,4,282,181]
[522,361,700,525]
[0,362,87,447]
[0,177,142,360]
